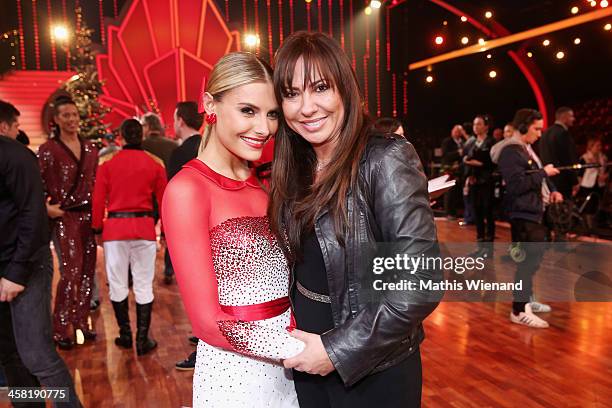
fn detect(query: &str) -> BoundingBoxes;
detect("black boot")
[136,302,157,356]
[111,298,132,349]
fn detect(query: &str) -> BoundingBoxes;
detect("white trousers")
[103,240,156,304]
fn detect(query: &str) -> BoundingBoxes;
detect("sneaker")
[188,336,199,346]
[529,300,552,313]
[510,304,549,328]
[175,351,196,371]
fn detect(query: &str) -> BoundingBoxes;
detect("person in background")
[494,108,563,328]
[38,96,98,350]
[141,112,177,168]
[577,136,608,229]
[460,121,475,226]
[441,124,466,220]
[538,106,579,199]
[0,100,82,407]
[464,114,496,250]
[492,128,503,142]
[92,118,167,356]
[167,101,204,370]
[372,117,405,137]
[503,123,515,139]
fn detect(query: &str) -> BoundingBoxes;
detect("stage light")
[556,51,565,59]
[485,11,493,19]
[365,6,372,15]
[571,6,579,14]
[478,38,485,45]
[52,25,69,42]
[542,39,550,46]
[460,16,468,22]
[371,0,382,9]
[486,54,492,59]
[574,37,581,44]
[244,34,260,48]
[590,0,597,6]
[461,36,469,45]
[435,36,444,45]
[305,0,312,3]
[443,20,448,26]
[605,23,612,30]
[527,51,533,58]
[601,0,609,7]
[426,75,434,83]
[489,70,497,78]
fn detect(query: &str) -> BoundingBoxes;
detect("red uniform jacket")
[92,146,167,242]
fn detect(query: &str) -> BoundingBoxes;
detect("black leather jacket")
[297,134,442,387]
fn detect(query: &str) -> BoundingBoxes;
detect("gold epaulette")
[144,151,165,168]
[98,151,119,165]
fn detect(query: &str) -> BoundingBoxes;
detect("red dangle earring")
[206,112,217,125]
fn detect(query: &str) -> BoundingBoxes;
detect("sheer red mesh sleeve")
[162,165,304,360]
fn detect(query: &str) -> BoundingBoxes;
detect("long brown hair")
[269,31,371,263]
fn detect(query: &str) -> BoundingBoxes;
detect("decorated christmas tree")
[62,7,109,142]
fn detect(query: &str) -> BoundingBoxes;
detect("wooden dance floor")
[2,220,610,407]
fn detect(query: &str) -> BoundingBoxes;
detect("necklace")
[316,159,331,172]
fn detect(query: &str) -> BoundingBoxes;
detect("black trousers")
[0,247,81,408]
[510,218,548,304]
[471,183,495,241]
[294,348,422,408]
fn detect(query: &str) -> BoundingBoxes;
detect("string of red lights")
[339,0,345,50]
[392,72,397,117]
[328,0,333,37]
[99,0,106,45]
[318,0,323,32]
[61,0,70,70]
[16,0,26,69]
[289,0,295,33]
[267,0,274,61]
[31,0,41,70]
[278,0,284,43]
[242,0,248,33]
[376,5,381,117]
[254,0,260,54]
[46,0,57,70]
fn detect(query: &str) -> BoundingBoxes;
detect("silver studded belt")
[296,281,331,304]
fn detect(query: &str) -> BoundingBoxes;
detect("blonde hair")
[199,52,274,153]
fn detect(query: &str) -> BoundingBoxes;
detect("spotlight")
[527,51,533,58]
[601,0,609,7]
[478,38,485,45]
[443,20,448,26]
[51,25,69,42]
[605,23,612,30]
[244,34,260,48]
[460,16,468,22]
[371,0,382,8]
[486,54,492,59]
[435,36,444,45]
[485,11,493,19]
[590,0,597,6]
[426,75,433,83]
[489,70,497,78]
[461,36,469,45]
[574,37,581,44]
[365,6,372,15]
[542,39,551,46]
[305,0,312,3]
[556,51,565,59]
[571,6,579,14]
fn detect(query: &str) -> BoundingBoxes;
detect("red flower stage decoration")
[96,0,240,135]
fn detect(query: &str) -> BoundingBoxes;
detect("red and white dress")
[162,159,303,408]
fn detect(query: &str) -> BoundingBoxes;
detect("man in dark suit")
[167,102,203,180]
[538,107,579,199]
[441,124,465,219]
[0,100,82,406]
[166,102,203,372]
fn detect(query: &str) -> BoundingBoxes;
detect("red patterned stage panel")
[97,0,240,133]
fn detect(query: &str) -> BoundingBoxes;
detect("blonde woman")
[162,52,304,407]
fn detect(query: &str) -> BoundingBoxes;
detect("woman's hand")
[46,197,65,219]
[282,329,335,375]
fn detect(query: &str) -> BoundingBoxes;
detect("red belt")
[220,297,290,321]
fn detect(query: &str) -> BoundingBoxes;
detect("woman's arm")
[162,172,303,360]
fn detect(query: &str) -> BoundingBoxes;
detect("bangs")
[276,41,339,94]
